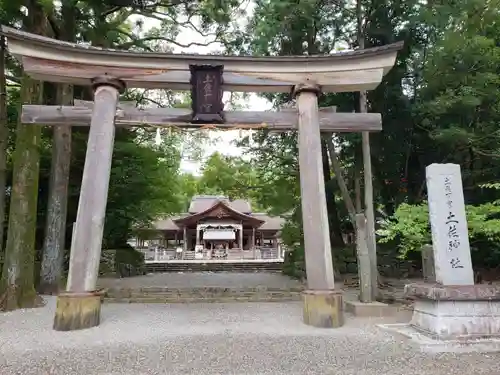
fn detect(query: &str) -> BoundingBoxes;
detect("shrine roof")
[1,26,403,93]
[149,199,285,231]
[152,216,184,231]
[188,196,251,214]
[152,213,283,232]
[251,213,285,231]
[174,199,264,226]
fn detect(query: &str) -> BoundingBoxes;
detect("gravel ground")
[98,272,304,289]
[1,297,500,375]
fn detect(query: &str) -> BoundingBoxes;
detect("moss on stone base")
[53,291,102,331]
[302,289,344,328]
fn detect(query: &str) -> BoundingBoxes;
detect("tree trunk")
[324,135,356,222]
[357,0,379,298]
[0,0,46,310]
[354,165,362,213]
[321,138,345,248]
[320,138,343,280]
[0,36,8,251]
[39,2,75,294]
[0,72,44,310]
[39,84,72,294]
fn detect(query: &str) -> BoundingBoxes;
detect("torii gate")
[1,26,402,331]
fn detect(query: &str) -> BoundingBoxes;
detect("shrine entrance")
[1,25,402,331]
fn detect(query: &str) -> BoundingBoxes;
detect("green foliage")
[176,173,201,211]
[240,131,301,217]
[378,202,500,262]
[377,203,431,257]
[280,213,305,279]
[99,249,117,276]
[198,152,259,200]
[480,183,500,190]
[104,133,182,247]
[114,245,145,277]
[178,151,266,211]
[280,214,303,249]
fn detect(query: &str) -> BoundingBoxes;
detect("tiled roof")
[153,216,182,231]
[251,213,285,231]
[188,195,252,214]
[150,210,284,232]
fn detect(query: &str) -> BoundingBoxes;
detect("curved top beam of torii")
[0,26,403,93]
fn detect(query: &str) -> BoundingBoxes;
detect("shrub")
[114,245,145,277]
[377,201,500,268]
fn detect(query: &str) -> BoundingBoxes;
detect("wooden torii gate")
[1,26,402,331]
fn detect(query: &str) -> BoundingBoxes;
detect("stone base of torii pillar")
[380,164,500,352]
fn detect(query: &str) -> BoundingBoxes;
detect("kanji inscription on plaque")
[190,65,224,123]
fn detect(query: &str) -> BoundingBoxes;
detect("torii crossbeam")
[22,102,382,132]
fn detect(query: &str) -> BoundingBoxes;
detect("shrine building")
[135,195,285,260]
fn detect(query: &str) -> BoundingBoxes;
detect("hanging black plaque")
[190,65,224,123]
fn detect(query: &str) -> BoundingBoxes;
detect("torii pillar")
[294,83,343,328]
[53,76,125,331]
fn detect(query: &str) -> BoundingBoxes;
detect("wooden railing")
[139,247,284,262]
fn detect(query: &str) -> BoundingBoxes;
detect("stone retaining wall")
[104,286,304,303]
[145,261,283,273]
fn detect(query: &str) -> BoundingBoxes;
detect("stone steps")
[145,261,283,273]
[104,286,303,303]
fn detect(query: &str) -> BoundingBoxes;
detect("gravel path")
[1,297,500,375]
[98,272,304,289]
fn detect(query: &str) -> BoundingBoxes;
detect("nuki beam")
[21,103,382,132]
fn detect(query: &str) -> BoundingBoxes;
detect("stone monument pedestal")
[379,164,500,351]
[405,283,500,340]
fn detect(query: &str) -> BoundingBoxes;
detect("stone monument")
[403,164,500,344]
